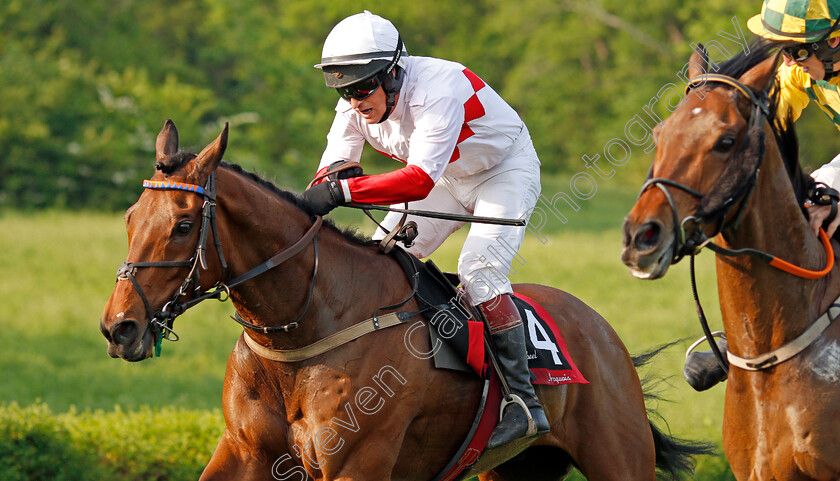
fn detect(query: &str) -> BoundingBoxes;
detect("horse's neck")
[216,170,410,351]
[714,149,831,356]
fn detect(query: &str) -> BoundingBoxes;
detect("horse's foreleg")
[200,431,261,481]
[200,430,289,481]
[199,431,244,481]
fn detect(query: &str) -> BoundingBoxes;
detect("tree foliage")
[1,0,837,209]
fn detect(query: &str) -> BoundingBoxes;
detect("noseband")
[116,174,323,355]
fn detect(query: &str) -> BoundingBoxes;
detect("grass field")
[0,177,733,478]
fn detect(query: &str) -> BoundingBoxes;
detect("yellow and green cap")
[748,0,840,42]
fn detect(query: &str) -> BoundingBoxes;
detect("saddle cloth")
[391,246,588,386]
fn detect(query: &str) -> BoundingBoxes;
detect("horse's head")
[621,47,782,280]
[100,119,229,361]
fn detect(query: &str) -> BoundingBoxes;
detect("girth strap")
[241,311,414,362]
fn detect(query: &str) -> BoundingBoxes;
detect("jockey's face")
[349,85,388,124]
[784,49,826,80]
[783,37,840,81]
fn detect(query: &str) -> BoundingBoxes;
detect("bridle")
[639,73,834,277]
[116,173,323,356]
[639,74,772,263]
[638,73,836,372]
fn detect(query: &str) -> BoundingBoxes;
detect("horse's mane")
[713,38,812,208]
[714,38,777,79]
[219,162,371,245]
[155,154,370,245]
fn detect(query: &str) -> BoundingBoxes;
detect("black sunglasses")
[336,74,383,101]
[783,43,820,62]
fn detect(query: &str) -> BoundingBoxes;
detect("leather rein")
[640,73,837,372]
[116,174,323,356]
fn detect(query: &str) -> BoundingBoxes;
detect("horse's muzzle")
[621,218,674,280]
[101,318,155,362]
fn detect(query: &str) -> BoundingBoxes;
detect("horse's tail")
[648,420,716,480]
[632,343,717,480]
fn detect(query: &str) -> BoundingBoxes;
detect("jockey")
[301,11,549,449]
[684,0,840,391]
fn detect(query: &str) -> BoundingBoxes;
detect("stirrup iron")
[499,393,537,435]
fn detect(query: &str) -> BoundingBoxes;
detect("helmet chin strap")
[377,36,405,124]
[820,45,840,80]
[815,17,840,80]
[378,67,404,123]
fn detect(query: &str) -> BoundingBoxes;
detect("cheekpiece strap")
[143,179,205,195]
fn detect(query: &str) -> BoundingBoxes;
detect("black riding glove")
[327,160,364,180]
[302,180,346,216]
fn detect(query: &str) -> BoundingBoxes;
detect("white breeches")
[373,138,541,305]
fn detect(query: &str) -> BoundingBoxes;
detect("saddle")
[390,246,486,374]
[387,246,587,481]
[389,245,588,384]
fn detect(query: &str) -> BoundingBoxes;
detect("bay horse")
[100,120,707,480]
[622,42,840,480]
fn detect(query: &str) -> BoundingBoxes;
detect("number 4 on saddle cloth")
[390,247,588,481]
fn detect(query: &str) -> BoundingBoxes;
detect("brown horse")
[622,42,840,480]
[101,120,707,480]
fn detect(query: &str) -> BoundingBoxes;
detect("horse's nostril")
[634,222,661,250]
[111,321,139,345]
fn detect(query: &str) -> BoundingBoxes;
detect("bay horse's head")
[621,43,808,279]
[100,120,229,361]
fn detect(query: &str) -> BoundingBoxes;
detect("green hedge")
[1,402,734,480]
[0,402,223,481]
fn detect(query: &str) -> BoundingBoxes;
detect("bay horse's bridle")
[639,73,772,263]
[638,73,834,277]
[116,174,323,355]
[638,73,836,372]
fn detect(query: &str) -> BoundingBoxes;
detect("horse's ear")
[739,53,781,92]
[688,43,708,78]
[187,122,228,181]
[155,119,179,169]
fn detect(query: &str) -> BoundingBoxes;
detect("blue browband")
[142,179,205,195]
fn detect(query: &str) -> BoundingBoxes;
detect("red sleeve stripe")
[463,94,485,122]
[458,125,475,143]
[311,165,330,186]
[448,69,487,164]
[346,164,435,204]
[450,146,461,163]
[463,68,487,92]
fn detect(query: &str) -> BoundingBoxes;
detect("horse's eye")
[714,136,737,153]
[174,221,193,236]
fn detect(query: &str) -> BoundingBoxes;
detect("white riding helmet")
[315,10,409,89]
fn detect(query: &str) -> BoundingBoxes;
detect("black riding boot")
[683,338,729,392]
[479,295,550,450]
